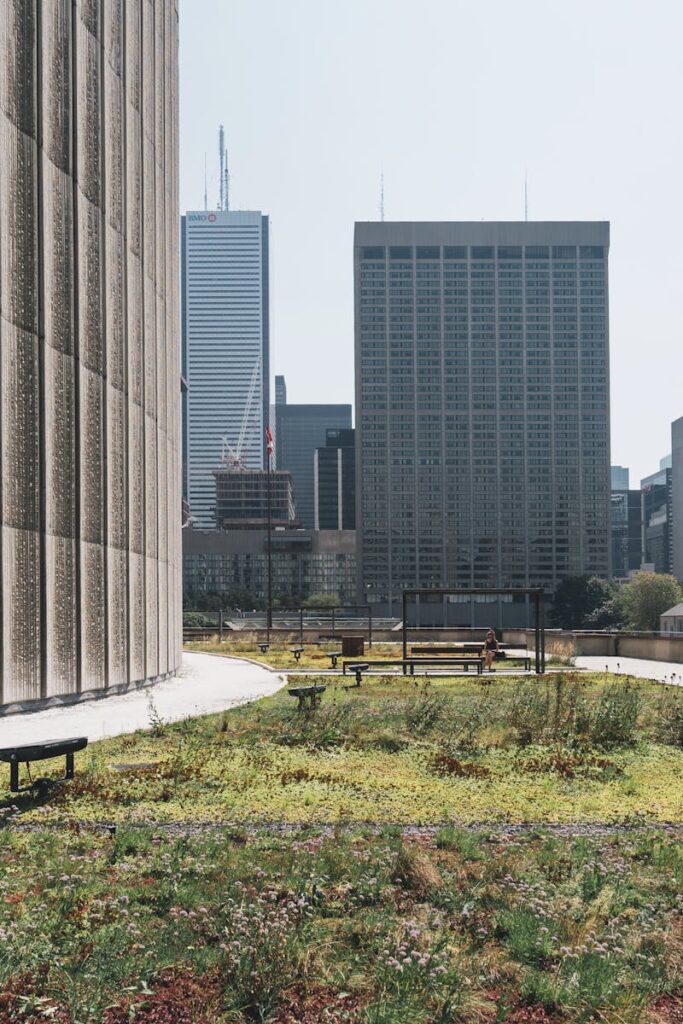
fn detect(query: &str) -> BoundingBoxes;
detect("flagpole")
[266,427,273,636]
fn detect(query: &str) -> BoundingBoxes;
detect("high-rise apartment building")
[275,404,352,528]
[0,1,181,706]
[354,222,611,615]
[641,461,673,574]
[673,418,683,582]
[314,429,356,530]
[182,210,270,528]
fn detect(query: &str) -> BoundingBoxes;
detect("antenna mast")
[219,125,225,210]
[224,147,230,211]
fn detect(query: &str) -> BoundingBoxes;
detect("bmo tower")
[182,211,270,528]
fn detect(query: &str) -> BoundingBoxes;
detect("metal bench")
[289,646,305,663]
[343,657,484,678]
[0,736,88,793]
[344,662,369,685]
[288,685,326,711]
[257,642,270,654]
[327,651,343,669]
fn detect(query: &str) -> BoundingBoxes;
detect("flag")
[265,426,274,456]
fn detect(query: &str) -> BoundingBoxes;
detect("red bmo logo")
[208,212,217,222]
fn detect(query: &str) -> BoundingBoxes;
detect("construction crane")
[220,355,262,470]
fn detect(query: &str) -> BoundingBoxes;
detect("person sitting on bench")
[484,628,498,672]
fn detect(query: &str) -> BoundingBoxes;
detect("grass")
[4,670,683,826]
[3,662,683,1021]
[0,825,681,1023]
[183,638,543,671]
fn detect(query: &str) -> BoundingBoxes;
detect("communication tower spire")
[224,147,230,211]
[219,125,225,210]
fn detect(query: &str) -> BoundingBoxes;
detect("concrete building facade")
[214,468,297,530]
[354,222,611,615]
[184,529,357,606]
[182,210,269,528]
[0,1,182,706]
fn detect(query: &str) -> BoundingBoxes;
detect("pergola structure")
[401,588,546,674]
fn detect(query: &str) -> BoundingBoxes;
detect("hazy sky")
[179,0,683,485]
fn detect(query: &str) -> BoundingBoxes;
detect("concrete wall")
[0,1,181,707]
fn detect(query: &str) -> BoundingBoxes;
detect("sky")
[179,0,683,486]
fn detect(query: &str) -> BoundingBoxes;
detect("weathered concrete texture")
[0,653,284,745]
[0,1,181,705]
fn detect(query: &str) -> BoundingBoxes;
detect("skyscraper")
[314,429,356,530]
[275,404,352,528]
[182,210,270,528]
[0,0,181,706]
[673,418,683,582]
[641,461,673,574]
[354,222,611,616]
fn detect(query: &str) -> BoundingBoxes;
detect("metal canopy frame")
[401,588,545,674]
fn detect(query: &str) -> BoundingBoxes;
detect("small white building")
[660,603,683,634]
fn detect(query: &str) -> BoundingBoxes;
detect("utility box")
[342,636,365,657]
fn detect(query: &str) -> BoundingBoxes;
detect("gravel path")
[574,655,683,684]
[0,653,285,746]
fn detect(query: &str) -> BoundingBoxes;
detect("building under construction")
[214,468,297,531]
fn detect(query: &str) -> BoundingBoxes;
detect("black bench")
[0,737,88,793]
[257,642,270,654]
[344,662,369,686]
[343,657,484,680]
[289,646,305,663]
[288,685,326,711]
[327,651,343,669]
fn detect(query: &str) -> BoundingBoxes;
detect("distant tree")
[584,596,626,630]
[549,576,616,630]
[302,592,340,609]
[618,573,683,632]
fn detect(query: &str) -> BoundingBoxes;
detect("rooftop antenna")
[524,168,528,222]
[380,166,385,221]
[224,147,230,211]
[203,153,208,211]
[219,125,225,210]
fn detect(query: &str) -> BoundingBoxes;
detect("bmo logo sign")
[188,213,218,223]
[208,213,217,222]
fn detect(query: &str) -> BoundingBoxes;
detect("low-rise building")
[660,603,683,634]
[183,529,357,606]
[213,467,297,530]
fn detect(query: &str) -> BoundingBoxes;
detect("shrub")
[434,827,483,861]
[219,888,311,1021]
[654,687,683,747]
[405,687,449,735]
[590,682,640,747]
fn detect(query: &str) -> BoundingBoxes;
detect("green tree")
[618,573,683,632]
[302,592,340,609]
[549,575,616,630]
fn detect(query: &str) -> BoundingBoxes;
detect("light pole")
[265,427,274,639]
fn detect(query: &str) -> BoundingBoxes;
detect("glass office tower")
[354,223,611,616]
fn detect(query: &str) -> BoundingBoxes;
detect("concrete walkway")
[574,656,683,684]
[0,653,284,747]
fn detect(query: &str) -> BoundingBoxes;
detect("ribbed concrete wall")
[0,0,181,705]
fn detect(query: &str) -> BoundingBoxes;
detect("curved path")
[574,655,683,684]
[0,653,284,746]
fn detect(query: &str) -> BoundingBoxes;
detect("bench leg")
[66,752,75,780]
[10,760,19,793]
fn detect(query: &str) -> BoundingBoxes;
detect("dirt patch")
[648,994,683,1024]
[101,967,222,1024]
[273,985,366,1023]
